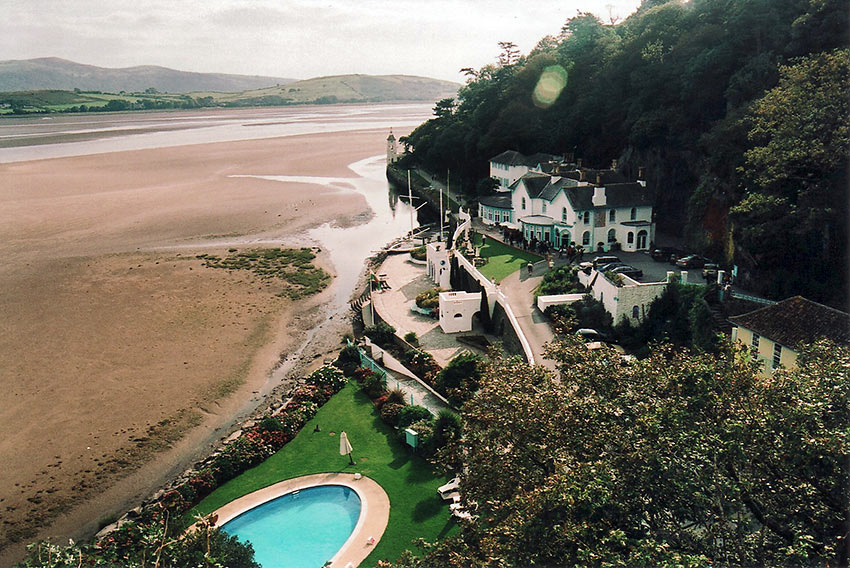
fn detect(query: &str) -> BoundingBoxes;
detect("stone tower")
[387,129,398,164]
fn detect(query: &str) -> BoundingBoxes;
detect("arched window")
[583,211,590,224]
[637,230,648,249]
[632,306,640,319]
[627,232,634,244]
[630,207,637,220]
[582,231,590,245]
[609,209,616,222]
[607,228,616,243]
[562,207,567,221]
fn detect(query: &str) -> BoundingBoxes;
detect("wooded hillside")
[400,0,848,306]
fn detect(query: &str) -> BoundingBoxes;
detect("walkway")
[472,219,558,370]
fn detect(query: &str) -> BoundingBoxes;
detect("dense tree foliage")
[401,0,848,305]
[389,339,850,567]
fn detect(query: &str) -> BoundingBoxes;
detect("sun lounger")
[442,491,460,502]
[437,477,460,496]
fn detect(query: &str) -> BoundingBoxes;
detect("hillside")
[197,74,460,105]
[0,57,294,93]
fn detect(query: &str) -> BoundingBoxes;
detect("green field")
[188,383,458,566]
[472,232,542,283]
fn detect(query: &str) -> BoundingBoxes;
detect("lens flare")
[532,65,568,109]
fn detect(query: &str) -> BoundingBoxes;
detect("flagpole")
[408,170,414,235]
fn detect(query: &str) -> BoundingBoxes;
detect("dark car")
[576,328,610,342]
[599,262,626,272]
[611,265,643,279]
[676,254,708,268]
[651,247,684,263]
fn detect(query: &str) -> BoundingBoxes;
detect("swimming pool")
[221,484,362,568]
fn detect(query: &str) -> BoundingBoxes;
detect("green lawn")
[471,232,542,283]
[188,383,458,566]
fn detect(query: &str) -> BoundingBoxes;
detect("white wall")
[577,269,669,324]
[439,291,481,333]
[426,242,451,289]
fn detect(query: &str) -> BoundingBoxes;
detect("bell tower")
[387,129,398,164]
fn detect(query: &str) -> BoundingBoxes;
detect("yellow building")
[729,296,849,376]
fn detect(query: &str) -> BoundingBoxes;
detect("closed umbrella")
[340,431,354,465]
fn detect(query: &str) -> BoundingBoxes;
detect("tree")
[393,339,850,567]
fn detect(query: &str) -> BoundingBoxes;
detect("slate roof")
[729,296,850,348]
[538,176,582,202]
[479,194,513,209]
[490,150,528,166]
[514,172,551,197]
[564,182,654,210]
[490,150,562,168]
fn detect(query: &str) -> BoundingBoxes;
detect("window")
[542,202,547,214]
[607,228,616,243]
[773,343,782,369]
[632,306,640,319]
[521,197,526,210]
[583,211,590,224]
[627,232,634,244]
[630,207,637,220]
[582,231,590,245]
[751,333,760,351]
[562,207,567,221]
[609,209,616,222]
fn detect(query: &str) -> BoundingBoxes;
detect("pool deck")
[211,472,390,568]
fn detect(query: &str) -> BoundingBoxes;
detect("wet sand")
[0,128,405,562]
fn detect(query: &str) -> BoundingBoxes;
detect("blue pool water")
[222,485,362,568]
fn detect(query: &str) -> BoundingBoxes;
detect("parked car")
[651,247,684,263]
[576,328,610,342]
[702,263,719,280]
[611,265,643,279]
[591,255,620,267]
[599,262,626,272]
[676,254,708,268]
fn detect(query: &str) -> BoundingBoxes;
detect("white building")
[486,151,655,252]
[438,291,482,333]
[577,268,671,325]
[489,150,563,192]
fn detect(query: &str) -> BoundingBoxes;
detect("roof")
[490,150,529,166]
[729,296,850,348]
[479,194,513,209]
[564,182,654,210]
[490,150,562,168]
[514,172,551,197]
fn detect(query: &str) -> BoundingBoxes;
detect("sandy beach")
[0,126,410,562]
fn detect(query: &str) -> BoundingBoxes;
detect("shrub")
[397,405,433,430]
[307,365,347,391]
[415,288,442,309]
[334,344,361,376]
[386,387,408,406]
[257,415,284,432]
[380,402,405,426]
[402,348,440,382]
[362,371,387,399]
[436,352,483,405]
[432,410,462,450]
[410,246,427,261]
[407,418,436,456]
[364,321,396,347]
[538,265,584,296]
[404,331,419,346]
[352,367,375,384]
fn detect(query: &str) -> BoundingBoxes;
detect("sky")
[2,0,643,84]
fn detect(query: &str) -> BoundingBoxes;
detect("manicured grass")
[188,383,458,566]
[471,232,542,283]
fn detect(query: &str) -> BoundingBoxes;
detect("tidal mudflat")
[0,103,429,561]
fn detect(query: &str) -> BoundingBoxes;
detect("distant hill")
[197,74,460,105]
[0,57,295,93]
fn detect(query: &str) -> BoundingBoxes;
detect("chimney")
[577,158,582,168]
[592,185,606,207]
[611,159,618,170]
[596,173,603,186]
[638,166,645,180]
